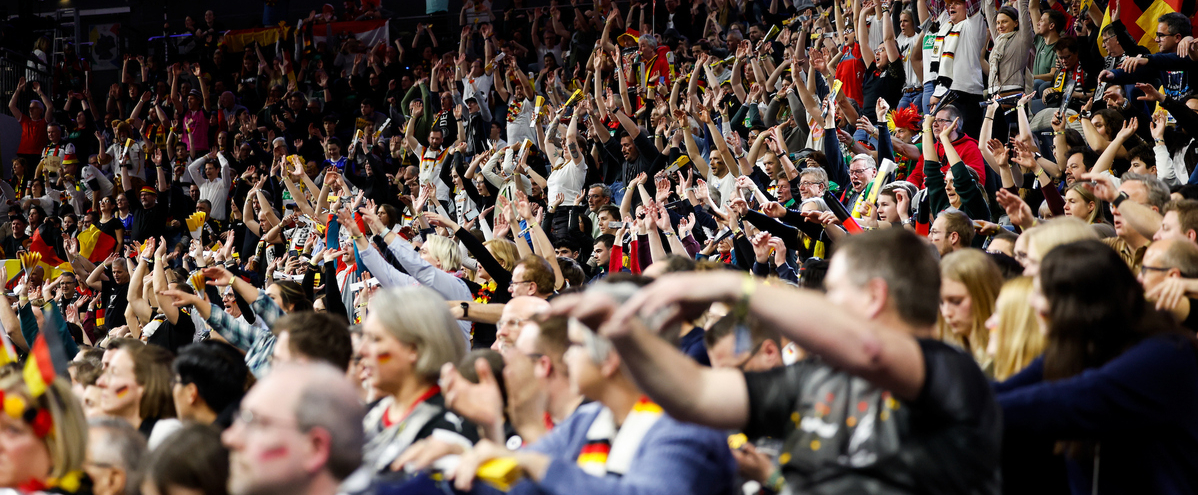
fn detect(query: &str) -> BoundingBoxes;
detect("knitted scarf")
[932,20,966,94]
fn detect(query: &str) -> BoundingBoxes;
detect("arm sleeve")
[823,126,849,190]
[323,262,350,320]
[455,226,512,288]
[742,210,801,250]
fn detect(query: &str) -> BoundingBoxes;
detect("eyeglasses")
[498,316,530,328]
[232,408,299,432]
[848,168,871,175]
[509,280,534,288]
[1140,265,1171,276]
[933,118,954,124]
[799,181,822,187]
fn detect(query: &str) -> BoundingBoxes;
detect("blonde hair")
[935,249,1003,368]
[1025,217,1100,262]
[1064,183,1101,224]
[369,287,467,382]
[423,235,461,272]
[990,277,1046,381]
[0,373,88,480]
[484,238,520,272]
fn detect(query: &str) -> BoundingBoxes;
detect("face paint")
[258,445,289,461]
[115,385,130,399]
[376,352,392,365]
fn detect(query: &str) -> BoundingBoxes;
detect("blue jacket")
[997,334,1198,494]
[511,402,737,495]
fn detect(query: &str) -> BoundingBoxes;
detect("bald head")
[492,297,551,351]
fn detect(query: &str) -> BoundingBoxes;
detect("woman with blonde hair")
[1062,183,1102,224]
[356,286,472,476]
[0,371,88,491]
[936,249,1004,373]
[1020,217,1101,276]
[986,276,1046,381]
[422,211,518,348]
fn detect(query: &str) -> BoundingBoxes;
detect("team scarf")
[931,21,965,90]
[577,397,663,477]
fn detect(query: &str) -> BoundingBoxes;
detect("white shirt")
[107,141,146,181]
[462,73,493,106]
[897,32,920,88]
[948,11,988,94]
[506,98,537,146]
[547,157,587,206]
[417,144,452,203]
[187,153,235,220]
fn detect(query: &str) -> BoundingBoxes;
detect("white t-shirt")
[106,141,147,181]
[505,98,536,146]
[417,144,452,203]
[897,32,920,88]
[547,157,587,207]
[948,12,988,94]
[462,73,493,105]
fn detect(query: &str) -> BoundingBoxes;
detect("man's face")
[9,218,26,236]
[592,242,611,265]
[1138,242,1175,294]
[638,38,655,59]
[112,262,130,284]
[554,246,578,259]
[508,265,535,297]
[597,211,617,234]
[929,216,955,255]
[1057,49,1079,69]
[620,136,638,161]
[1113,180,1151,239]
[1155,210,1193,241]
[1157,22,1182,52]
[139,191,157,209]
[471,60,484,77]
[360,103,374,117]
[947,0,968,22]
[588,187,608,211]
[28,102,43,120]
[491,300,541,351]
[198,202,212,216]
[848,160,875,191]
[932,110,956,141]
[46,125,60,143]
[428,131,444,150]
[1064,153,1087,186]
[467,100,480,115]
[1102,33,1124,57]
[222,374,309,495]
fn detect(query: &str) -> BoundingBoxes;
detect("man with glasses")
[223,362,365,495]
[797,167,828,202]
[508,255,556,299]
[84,417,146,495]
[842,154,876,210]
[1100,12,1196,102]
[587,184,613,237]
[1138,236,1198,331]
[908,105,987,191]
[491,295,550,352]
[1083,171,1170,273]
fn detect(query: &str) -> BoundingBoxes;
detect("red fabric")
[835,43,865,107]
[645,46,673,89]
[28,229,65,267]
[17,115,47,155]
[909,134,987,189]
[629,240,642,274]
[609,244,624,274]
[381,385,440,428]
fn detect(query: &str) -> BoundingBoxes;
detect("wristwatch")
[1112,191,1130,208]
[459,301,470,318]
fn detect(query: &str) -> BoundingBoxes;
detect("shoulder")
[914,339,999,420]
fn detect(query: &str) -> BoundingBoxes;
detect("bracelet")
[1052,131,1065,136]
[351,233,365,240]
[153,256,163,264]
[983,116,993,121]
[1112,191,1130,208]
[1155,138,1166,145]
[226,275,236,286]
[733,275,757,320]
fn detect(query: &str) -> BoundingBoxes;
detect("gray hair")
[368,286,467,382]
[850,153,876,171]
[1121,173,1170,211]
[88,417,147,495]
[800,197,830,212]
[588,183,612,200]
[287,363,367,481]
[576,281,645,363]
[799,167,829,188]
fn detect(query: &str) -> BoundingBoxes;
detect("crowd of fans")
[0,0,1197,493]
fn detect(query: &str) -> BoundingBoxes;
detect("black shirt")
[862,61,906,123]
[743,339,1001,494]
[125,188,170,242]
[98,218,125,244]
[147,311,196,355]
[101,279,129,330]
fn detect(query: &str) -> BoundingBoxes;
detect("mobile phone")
[608,221,628,229]
[287,249,299,258]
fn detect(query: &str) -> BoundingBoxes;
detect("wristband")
[226,275,237,286]
[1112,191,1129,208]
[379,226,393,237]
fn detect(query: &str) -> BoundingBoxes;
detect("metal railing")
[0,49,53,118]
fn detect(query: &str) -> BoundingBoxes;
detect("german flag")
[1100,0,1198,54]
[26,230,73,279]
[22,335,54,398]
[76,225,117,264]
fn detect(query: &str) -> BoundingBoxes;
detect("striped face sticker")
[115,385,130,399]
[376,352,392,365]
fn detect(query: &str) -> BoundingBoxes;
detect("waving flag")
[1100,0,1198,54]
[309,19,389,49]
[26,231,72,279]
[76,225,117,264]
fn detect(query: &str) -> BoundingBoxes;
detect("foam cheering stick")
[372,118,391,143]
[530,95,545,128]
[122,138,135,161]
[665,155,691,175]
[756,25,781,50]
[477,458,523,491]
[19,252,41,272]
[186,212,207,240]
[188,270,207,293]
[823,190,864,234]
[561,89,583,109]
[865,159,898,205]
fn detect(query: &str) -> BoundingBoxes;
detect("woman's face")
[940,278,974,334]
[945,170,960,205]
[361,312,417,391]
[265,284,292,312]
[377,207,391,226]
[996,12,1017,34]
[877,194,899,222]
[97,349,143,418]
[115,194,129,210]
[0,400,52,487]
[900,12,916,34]
[1063,189,1094,220]
[1092,115,1110,139]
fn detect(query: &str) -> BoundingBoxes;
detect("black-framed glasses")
[1140,265,1171,276]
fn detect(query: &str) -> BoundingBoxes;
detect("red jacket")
[909,134,987,189]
